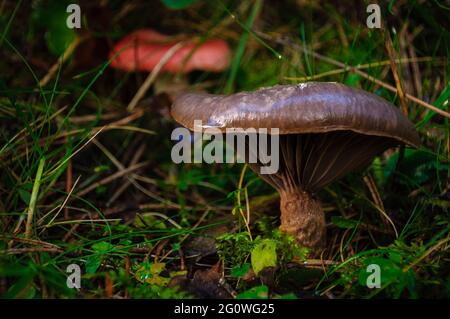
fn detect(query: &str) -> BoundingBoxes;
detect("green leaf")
[388,251,403,264]
[6,276,36,299]
[85,241,114,273]
[236,285,269,299]
[92,241,114,253]
[371,157,384,186]
[231,263,251,278]
[358,257,404,288]
[118,239,132,246]
[344,73,361,86]
[275,292,297,299]
[251,239,277,275]
[45,27,75,56]
[134,262,170,286]
[31,0,76,56]
[172,242,181,252]
[404,269,417,298]
[18,188,31,205]
[94,165,110,173]
[134,214,167,229]
[416,82,450,128]
[161,0,199,10]
[85,255,102,274]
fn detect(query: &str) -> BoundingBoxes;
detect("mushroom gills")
[244,130,397,249]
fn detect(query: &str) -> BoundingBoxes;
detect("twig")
[68,112,120,124]
[0,236,61,249]
[2,247,63,255]
[291,257,338,267]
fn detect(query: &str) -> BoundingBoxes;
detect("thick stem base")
[279,190,326,250]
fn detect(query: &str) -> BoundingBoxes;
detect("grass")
[0,0,449,299]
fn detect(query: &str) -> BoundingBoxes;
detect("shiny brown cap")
[171,82,420,147]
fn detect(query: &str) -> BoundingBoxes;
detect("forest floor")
[0,0,448,298]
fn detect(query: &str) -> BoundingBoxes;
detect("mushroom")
[109,28,231,73]
[171,82,421,250]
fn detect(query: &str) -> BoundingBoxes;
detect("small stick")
[105,273,113,298]
[179,249,186,271]
[0,236,61,249]
[2,247,62,255]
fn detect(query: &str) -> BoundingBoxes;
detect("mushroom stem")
[279,189,326,250]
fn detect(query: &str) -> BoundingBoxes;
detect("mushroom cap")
[171,82,420,147]
[109,29,231,73]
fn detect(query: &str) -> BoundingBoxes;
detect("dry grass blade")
[46,127,105,177]
[25,158,45,239]
[40,176,81,228]
[39,36,83,87]
[127,42,186,112]
[385,32,409,115]
[284,57,436,82]
[77,161,149,197]
[236,164,253,240]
